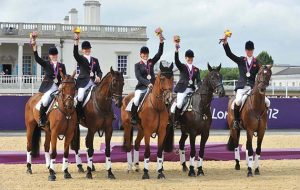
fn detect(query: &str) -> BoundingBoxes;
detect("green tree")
[200,67,239,80]
[256,51,274,65]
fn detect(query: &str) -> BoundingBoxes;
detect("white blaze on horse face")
[50,159,55,170]
[190,156,195,167]
[144,158,150,170]
[157,157,163,171]
[26,151,32,164]
[62,157,68,171]
[75,154,82,165]
[45,152,50,168]
[127,151,133,171]
[255,154,260,169]
[235,147,240,161]
[179,149,186,164]
[197,157,203,167]
[105,157,112,171]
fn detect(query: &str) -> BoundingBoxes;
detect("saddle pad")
[170,95,192,114]
[83,86,95,107]
[35,91,59,113]
[231,89,252,110]
[125,89,150,112]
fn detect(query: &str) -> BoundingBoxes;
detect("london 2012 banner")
[0,96,299,130]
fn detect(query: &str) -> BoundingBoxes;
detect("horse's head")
[207,63,225,97]
[109,67,124,108]
[256,65,272,94]
[60,70,76,109]
[158,62,174,104]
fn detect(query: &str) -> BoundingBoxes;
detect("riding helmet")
[245,41,255,50]
[140,46,149,54]
[185,49,194,58]
[81,41,92,49]
[48,47,58,55]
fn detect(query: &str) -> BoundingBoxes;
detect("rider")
[31,40,66,127]
[73,32,102,120]
[131,32,165,125]
[222,35,270,129]
[173,39,201,126]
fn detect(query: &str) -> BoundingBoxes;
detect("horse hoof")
[91,164,96,172]
[64,172,72,179]
[254,168,260,175]
[108,173,116,180]
[48,174,56,181]
[135,169,140,172]
[235,164,240,170]
[247,167,253,177]
[26,168,32,174]
[86,172,93,179]
[77,164,85,173]
[142,172,150,180]
[157,172,165,179]
[197,167,205,176]
[182,162,188,172]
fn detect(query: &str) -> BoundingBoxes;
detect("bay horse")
[25,71,77,181]
[227,65,272,177]
[122,63,174,179]
[171,63,225,177]
[71,67,124,179]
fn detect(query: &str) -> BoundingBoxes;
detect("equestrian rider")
[222,35,270,129]
[31,40,66,127]
[131,32,165,125]
[173,39,201,126]
[73,32,103,119]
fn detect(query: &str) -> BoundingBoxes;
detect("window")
[22,56,32,75]
[117,55,128,75]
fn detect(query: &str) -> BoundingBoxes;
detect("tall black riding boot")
[233,104,241,130]
[39,105,47,128]
[76,101,85,121]
[174,107,182,128]
[131,104,139,125]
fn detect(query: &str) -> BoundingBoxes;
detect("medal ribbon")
[89,58,94,73]
[245,58,254,74]
[185,64,194,81]
[52,62,59,78]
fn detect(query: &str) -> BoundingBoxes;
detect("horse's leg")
[246,129,254,177]
[104,125,116,179]
[25,122,35,174]
[133,128,144,172]
[188,134,196,177]
[197,130,209,176]
[63,134,73,179]
[73,123,84,173]
[48,131,58,181]
[85,129,95,179]
[142,132,151,180]
[255,127,265,175]
[156,125,167,179]
[179,130,188,172]
[44,130,51,170]
[233,129,241,170]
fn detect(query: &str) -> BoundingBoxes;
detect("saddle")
[74,86,95,108]
[35,91,59,114]
[125,89,150,112]
[170,92,194,114]
[231,89,252,111]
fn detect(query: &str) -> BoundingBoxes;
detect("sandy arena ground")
[0,133,299,190]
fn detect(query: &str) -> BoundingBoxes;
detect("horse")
[25,71,77,181]
[122,62,174,179]
[170,63,225,177]
[227,65,272,177]
[71,67,124,179]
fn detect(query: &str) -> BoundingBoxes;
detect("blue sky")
[1,0,300,68]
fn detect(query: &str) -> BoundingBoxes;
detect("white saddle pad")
[82,86,94,107]
[125,89,150,112]
[231,90,252,110]
[35,92,59,114]
[170,97,192,114]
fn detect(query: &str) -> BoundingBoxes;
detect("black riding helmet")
[185,49,194,58]
[82,41,92,49]
[245,41,255,50]
[140,46,149,54]
[48,47,58,55]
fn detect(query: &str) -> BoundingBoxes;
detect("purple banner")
[0,96,299,130]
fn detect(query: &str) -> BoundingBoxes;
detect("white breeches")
[41,83,58,107]
[133,89,147,106]
[77,80,95,102]
[235,86,270,107]
[176,88,193,109]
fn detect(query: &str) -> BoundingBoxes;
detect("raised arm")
[223,42,240,64]
[73,45,83,64]
[151,42,164,64]
[135,64,150,86]
[33,49,47,68]
[174,51,184,71]
[61,64,67,75]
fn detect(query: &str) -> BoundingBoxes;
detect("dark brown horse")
[25,71,77,181]
[171,64,225,177]
[122,63,174,179]
[71,67,124,179]
[227,65,272,177]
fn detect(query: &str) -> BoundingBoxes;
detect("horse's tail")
[163,123,174,152]
[71,123,80,151]
[227,134,235,151]
[31,126,41,158]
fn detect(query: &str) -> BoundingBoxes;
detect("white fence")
[0,75,299,97]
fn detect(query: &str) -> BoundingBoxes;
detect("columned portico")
[17,43,23,78]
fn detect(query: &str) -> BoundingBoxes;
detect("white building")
[271,65,300,87]
[0,0,147,94]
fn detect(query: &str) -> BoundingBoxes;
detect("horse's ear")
[169,62,174,70]
[159,61,164,71]
[207,62,213,72]
[216,63,222,71]
[110,66,115,74]
[59,68,65,80]
[71,70,76,78]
